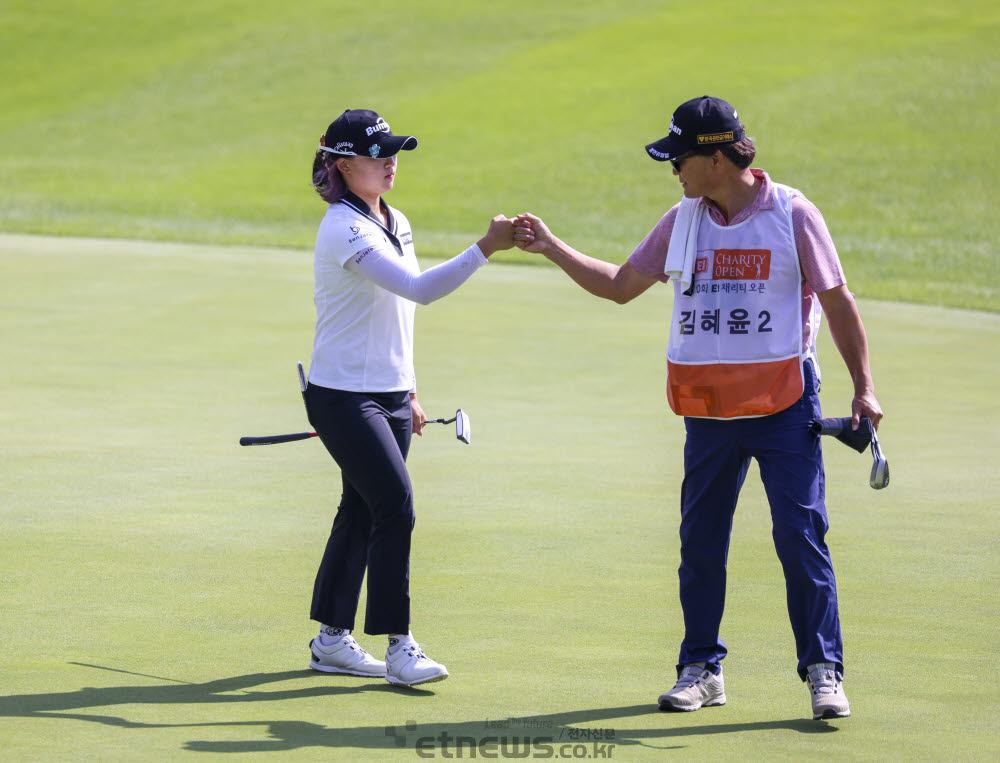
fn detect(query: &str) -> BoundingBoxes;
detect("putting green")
[1,234,997,760]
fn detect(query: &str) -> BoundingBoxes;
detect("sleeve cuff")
[468,243,489,265]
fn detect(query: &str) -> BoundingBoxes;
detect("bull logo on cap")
[369,145,381,158]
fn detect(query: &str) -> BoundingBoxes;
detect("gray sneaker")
[806,662,850,719]
[658,663,726,711]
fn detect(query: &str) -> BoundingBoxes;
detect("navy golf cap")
[319,109,418,159]
[645,96,744,162]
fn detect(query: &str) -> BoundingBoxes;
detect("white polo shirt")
[309,194,420,393]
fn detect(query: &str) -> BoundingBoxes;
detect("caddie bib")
[666,183,807,418]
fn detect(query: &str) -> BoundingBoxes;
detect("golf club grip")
[239,432,317,446]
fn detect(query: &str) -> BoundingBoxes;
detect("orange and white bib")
[666,183,815,418]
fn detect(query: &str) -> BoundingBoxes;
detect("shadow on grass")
[0,663,838,753]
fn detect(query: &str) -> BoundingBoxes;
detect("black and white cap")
[318,109,418,159]
[645,95,744,162]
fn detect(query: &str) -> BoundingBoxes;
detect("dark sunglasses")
[670,152,699,172]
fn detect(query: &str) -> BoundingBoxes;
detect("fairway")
[1,234,998,760]
[1,0,998,311]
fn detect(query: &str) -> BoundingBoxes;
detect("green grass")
[2,0,999,757]
[1,0,998,310]
[2,234,998,760]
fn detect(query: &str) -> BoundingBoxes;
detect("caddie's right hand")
[513,213,553,255]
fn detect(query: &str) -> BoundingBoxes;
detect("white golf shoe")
[806,662,850,719]
[385,637,449,687]
[309,629,386,677]
[658,663,726,711]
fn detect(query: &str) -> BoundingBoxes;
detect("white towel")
[665,196,705,294]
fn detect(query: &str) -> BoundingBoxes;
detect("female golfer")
[304,109,513,686]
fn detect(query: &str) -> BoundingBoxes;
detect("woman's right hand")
[477,215,515,258]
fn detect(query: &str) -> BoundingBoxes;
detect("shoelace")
[674,666,708,689]
[807,666,840,694]
[341,635,371,656]
[403,644,427,660]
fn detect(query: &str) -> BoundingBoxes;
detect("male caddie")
[513,95,883,720]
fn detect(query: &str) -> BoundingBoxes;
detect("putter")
[240,363,471,446]
[239,361,314,446]
[426,409,471,445]
[810,416,889,489]
[239,431,318,446]
[297,360,308,402]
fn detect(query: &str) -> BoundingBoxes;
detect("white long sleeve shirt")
[309,192,487,393]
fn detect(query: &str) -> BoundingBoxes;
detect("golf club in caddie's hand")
[869,428,889,490]
[809,416,874,452]
[809,416,889,489]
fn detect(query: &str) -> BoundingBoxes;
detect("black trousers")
[305,385,413,635]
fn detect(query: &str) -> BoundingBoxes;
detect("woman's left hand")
[410,393,427,436]
[477,215,516,257]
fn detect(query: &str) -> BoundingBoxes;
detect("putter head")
[455,409,471,445]
[870,431,889,489]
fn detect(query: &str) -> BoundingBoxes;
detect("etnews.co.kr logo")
[383,720,616,759]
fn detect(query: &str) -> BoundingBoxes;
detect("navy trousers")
[305,385,414,636]
[677,360,843,680]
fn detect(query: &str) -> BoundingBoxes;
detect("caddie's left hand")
[410,393,427,436]
[816,284,885,433]
[852,389,883,432]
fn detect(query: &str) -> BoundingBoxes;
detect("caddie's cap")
[318,109,418,159]
[645,95,744,162]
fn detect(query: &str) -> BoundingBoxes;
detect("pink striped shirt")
[627,169,845,354]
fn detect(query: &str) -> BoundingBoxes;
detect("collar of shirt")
[702,168,772,226]
[340,190,397,236]
[339,190,405,257]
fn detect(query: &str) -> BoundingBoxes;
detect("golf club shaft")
[239,432,318,446]
[241,416,456,446]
